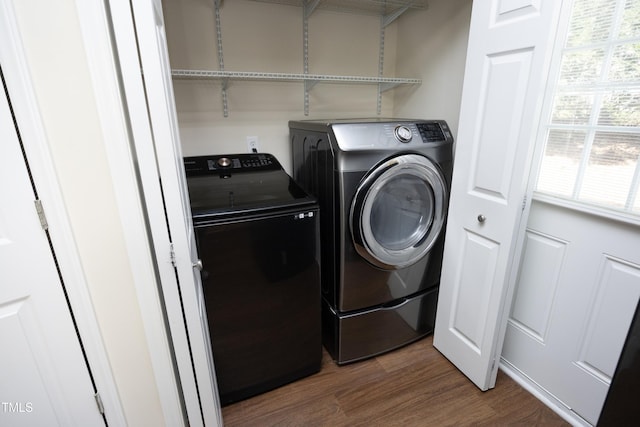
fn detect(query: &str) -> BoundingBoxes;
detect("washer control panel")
[184,153,281,176]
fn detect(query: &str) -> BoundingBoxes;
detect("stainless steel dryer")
[289,118,453,364]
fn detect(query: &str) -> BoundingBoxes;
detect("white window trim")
[533,191,640,227]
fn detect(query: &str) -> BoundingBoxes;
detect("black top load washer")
[184,152,321,405]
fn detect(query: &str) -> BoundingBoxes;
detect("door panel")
[503,200,640,424]
[580,257,640,379]
[471,49,533,201]
[433,0,563,390]
[509,230,566,342]
[450,231,499,352]
[0,74,103,426]
[1,300,59,422]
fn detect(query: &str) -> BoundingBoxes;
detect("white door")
[433,0,564,390]
[0,75,103,426]
[119,0,222,425]
[502,0,640,423]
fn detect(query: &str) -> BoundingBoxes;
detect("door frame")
[105,0,223,425]
[73,0,193,425]
[0,1,126,424]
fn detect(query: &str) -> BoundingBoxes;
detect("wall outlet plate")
[247,136,258,153]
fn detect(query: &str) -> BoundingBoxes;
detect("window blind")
[535,0,640,214]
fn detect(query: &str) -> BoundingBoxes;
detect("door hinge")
[94,392,105,415]
[522,195,528,212]
[170,243,176,267]
[34,199,48,230]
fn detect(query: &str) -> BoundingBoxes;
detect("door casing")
[0,1,126,424]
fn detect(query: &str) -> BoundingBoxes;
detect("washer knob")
[217,157,231,168]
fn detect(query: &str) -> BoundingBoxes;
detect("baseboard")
[499,359,592,427]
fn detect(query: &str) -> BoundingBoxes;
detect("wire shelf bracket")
[180,0,423,117]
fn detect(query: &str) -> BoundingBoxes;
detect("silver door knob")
[477,214,486,223]
[193,259,203,271]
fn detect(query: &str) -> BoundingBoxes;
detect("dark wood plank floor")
[221,336,569,426]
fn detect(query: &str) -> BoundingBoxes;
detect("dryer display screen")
[417,123,446,142]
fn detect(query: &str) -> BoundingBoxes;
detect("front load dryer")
[289,119,453,364]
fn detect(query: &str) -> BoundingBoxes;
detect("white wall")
[164,0,471,173]
[164,0,399,173]
[394,0,473,141]
[10,1,167,425]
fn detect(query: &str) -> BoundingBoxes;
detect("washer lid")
[350,153,448,270]
[185,153,315,220]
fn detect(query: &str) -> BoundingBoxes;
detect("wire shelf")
[176,1,425,116]
[171,69,421,85]
[247,0,428,15]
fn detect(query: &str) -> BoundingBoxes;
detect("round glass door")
[350,154,447,270]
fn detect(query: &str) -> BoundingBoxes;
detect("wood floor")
[221,336,569,426]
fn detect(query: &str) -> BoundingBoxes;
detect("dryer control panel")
[330,120,453,151]
[416,122,448,142]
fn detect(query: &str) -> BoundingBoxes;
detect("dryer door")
[350,154,448,270]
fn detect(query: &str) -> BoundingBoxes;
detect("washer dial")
[394,125,413,143]
[217,157,232,168]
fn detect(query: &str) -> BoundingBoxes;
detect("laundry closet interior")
[161,0,472,410]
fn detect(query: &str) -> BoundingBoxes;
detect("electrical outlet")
[247,136,259,153]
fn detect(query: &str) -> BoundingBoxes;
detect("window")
[535,0,640,215]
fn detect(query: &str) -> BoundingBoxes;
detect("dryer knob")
[395,125,413,143]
